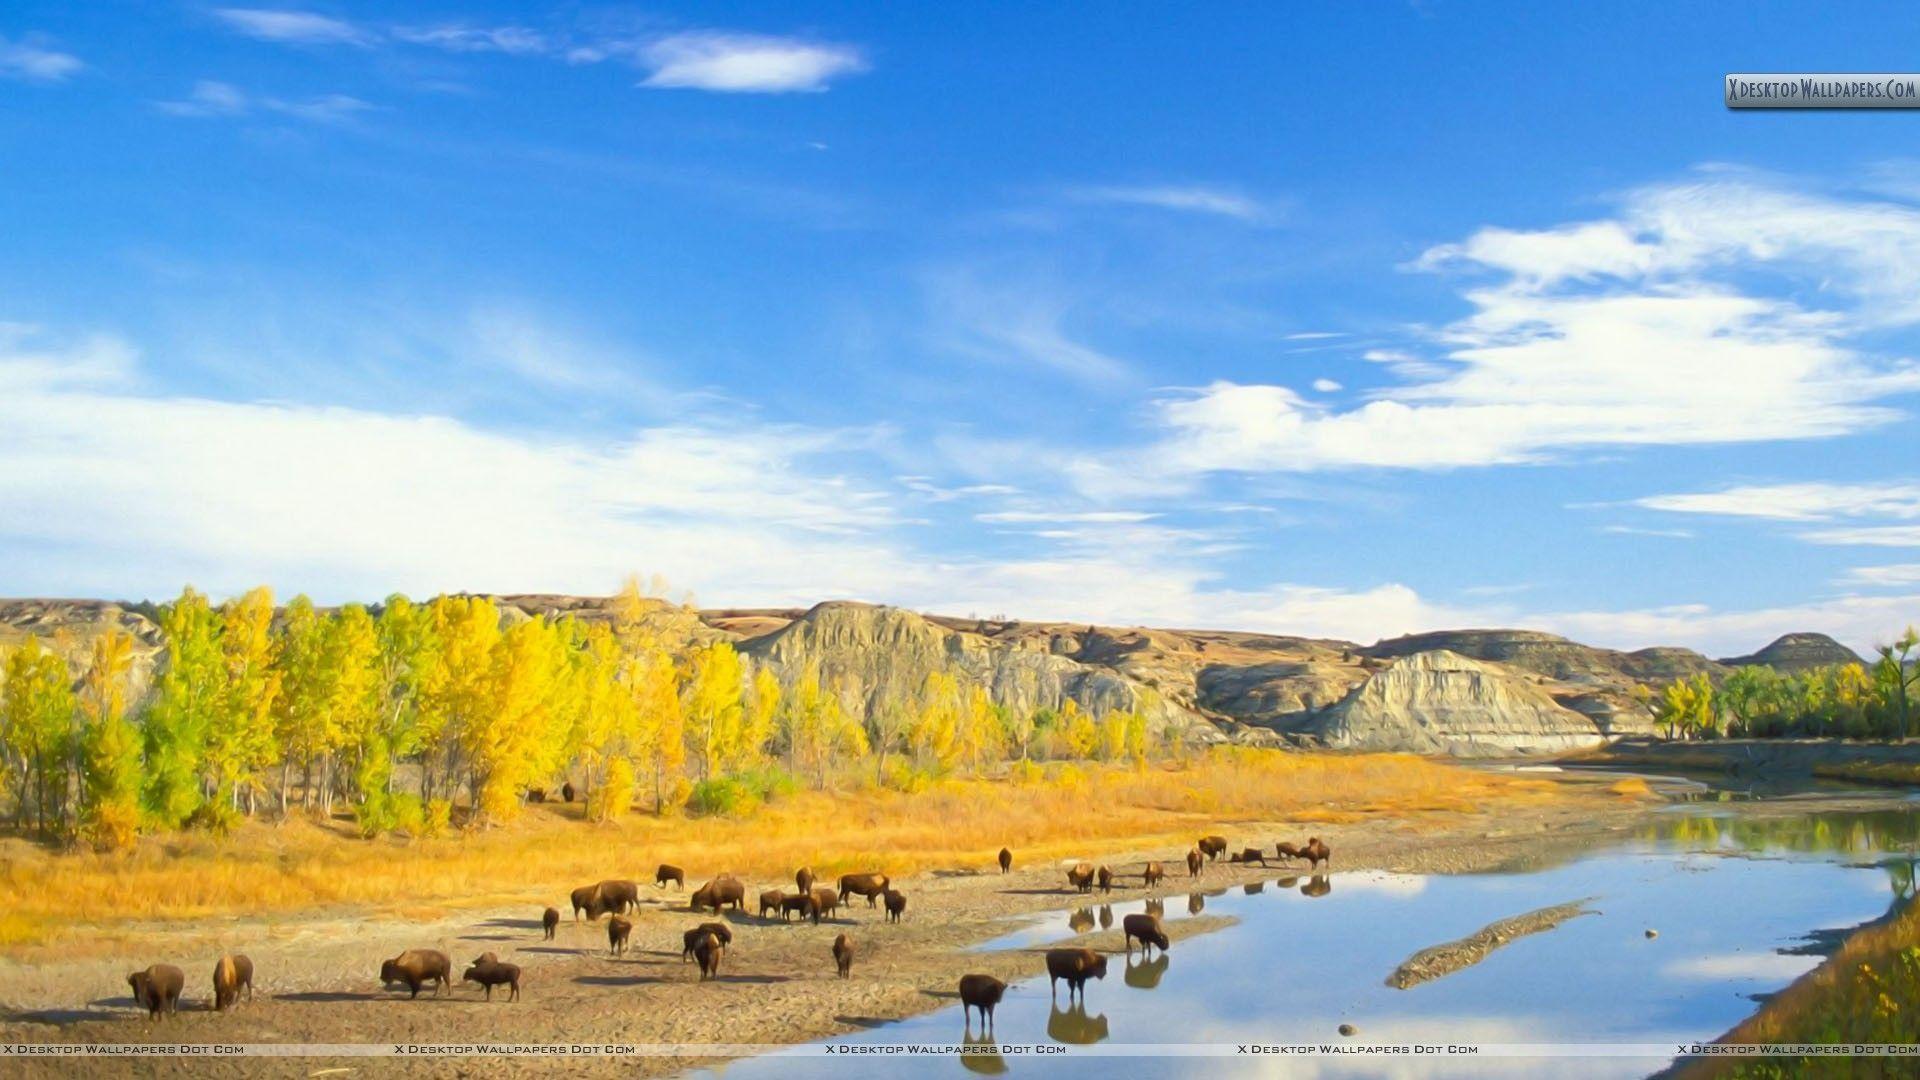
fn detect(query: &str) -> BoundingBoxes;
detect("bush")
[423,798,452,837]
[881,759,936,794]
[687,776,761,818]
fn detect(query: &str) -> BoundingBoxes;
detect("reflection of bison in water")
[128,964,184,1019]
[608,916,632,956]
[838,872,890,907]
[1227,847,1267,866]
[1198,835,1228,861]
[1186,848,1204,878]
[998,847,1013,874]
[958,973,1007,1034]
[1066,862,1096,893]
[692,932,723,980]
[1301,875,1332,898]
[462,959,521,1001]
[682,922,733,961]
[380,949,451,999]
[691,875,745,913]
[541,906,559,940]
[832,933,854,978]
[884,889,907,923]
[1142,861,1165,887]
[1187,892,1205,915]
[1044,947,1108,1002]
[212,954,253,1012]
[1124,952,1170,990]
[1122,913,1169,957]
[1067,907,1096,934]
[1046,1001,1111,1045]
[655,863,684,890]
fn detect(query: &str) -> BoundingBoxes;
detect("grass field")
[0,748,1578,957]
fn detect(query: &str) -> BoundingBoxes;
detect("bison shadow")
[573,974,666,987]
[521,947,586,956]
[480,917,544,930]
[717,974,796,985]
[460,933,519,942]
[832,1015,895,1029]
[276,991,383,1003]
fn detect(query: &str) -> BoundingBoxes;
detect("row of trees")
[1651,628,1920,740]
[0,583,1153,850]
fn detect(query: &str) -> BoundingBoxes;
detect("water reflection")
[1124,953,1170,990]
[1187,893,1205,915]
[1277,876,1299,889]
[1067,907,1094,934]
[1046,1002,1109,1044]
[1302,875,1332,898]
[958,1034,1006,1076]
[1098,905,1113,930]
[1144,897,1164,918]
[1244,881,1265,895]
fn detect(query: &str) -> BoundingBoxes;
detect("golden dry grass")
[1608,777,1655,797]
[0,748,1571,956]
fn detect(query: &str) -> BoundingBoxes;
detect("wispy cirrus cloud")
[213,8,374,47]
[391,24,549,55]
[1069,184,1271,222]
[635,33,866,93]
[1635,480,1920,523]
[157,80,372,124]
[0,33,82,82]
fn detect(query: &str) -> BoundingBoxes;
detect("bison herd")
[115,830,1330,1030]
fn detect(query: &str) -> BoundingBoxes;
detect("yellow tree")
[956,685,1004,773]
[682,641,745,781]
[909,671,962,772]
[470,617,569,824]
[742,664,781,771]
[144,587,224,829]
[321,604,382,816]
[77,629,141,850]
[211,587,281,817]
[271,596,329,814]
[1059,699,1098,759]
[2,636,76,837]
[419,595,503,808]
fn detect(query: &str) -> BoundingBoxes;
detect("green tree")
[3,636,77,837]
[1875,627,1919,738]
[144,588,224,829]
[77,629,141,851]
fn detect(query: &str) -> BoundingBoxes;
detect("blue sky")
[4,2,1920,656]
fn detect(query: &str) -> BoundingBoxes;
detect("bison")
[682,922,733,961]
[127,964,184,1020]
[1066,862,1096,893]
[527,788,546,803]
[759,889,787,919]
[1123,913,1169,958]
[883,889,907,923]
[656,863,684,889]
[1044,947,1108,1003]
[462,959,521,1001]
[958,973,1007,1034]
[1198,835,1228,861]
[380,949,451,999]
[811,886,841,921]
[1186,848,1204,878]
[1303,837,1331,869]
[212,954,253,1012]
[998,847,1013,874]
[1275,840,1305,863]
[795,866,815,897]
[541,906,560,940]
[690,875,745,914]
[1227,847,1267,866]
[1142,861,1165,887]
[782,893,819,923]
[1095,865,1114,893]
[838,872,889,907]
[693,932,723,980]
[832,933,854,978]
[561,781,576,802]
[596,879,641,915]
[608,915,632,956]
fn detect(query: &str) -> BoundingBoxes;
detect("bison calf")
[958,973,1007,1034]
[656,863,685,890]
[1186,848,1204,878]
[883,889,907,923]
[608,915,632,956]
[127,964,184,1020]
[212,954,253,1012]
[541,906,559,940]
[380,949,451,999]
[998,847,1013,874]
[832,933,854,978]
[1044,948,1107,1003]
[1123,913,1170,958]
[462,960,521,1002]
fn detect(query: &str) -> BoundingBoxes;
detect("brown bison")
[1142,861,1166,887]
[212,954,253,1012]
[759,889,787,919]
[561,781,576,802]
[656,863,685,889]
[1198,835,1228,861]
[471,951,499,965]
[693,932,723,980]
[998,847,1013,874]
[782,893,819,923]
[1227,847,1267,866]
[795,866,815,897]
[1066,862,1096,893]
[1303,837,1331,869]
[597,879,641,915]
[838,872,890,907]
[1044,947,1108,1002]
[682,922,733,961]
[380,949,451,999]
[1122,913,1169,958]
[541,906,560,940]
[608,915,632,956]
[527,788,546,803]
[958,973,1007,1034]
[832,933,854,978]
[127,964,184,1019]
[811,886,841,920]
[1186,848,1204,878]
[462,959,521,1001]
[691,875,746,914]
[883,889,907,923]
[1275,840,1305,863]
[1095,865,1114,893]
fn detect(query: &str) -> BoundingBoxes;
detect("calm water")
[702,800,1920,1079]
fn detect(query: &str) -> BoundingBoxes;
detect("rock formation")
[1302,650,1607,756]
[1719,632,1865,673]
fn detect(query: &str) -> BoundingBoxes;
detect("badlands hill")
[0,595,1867,757]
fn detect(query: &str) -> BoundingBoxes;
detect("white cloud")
[1311,378,1342,393]
[1839,563,1920,587]
[1070,176,1920,493]
[1664,952,1819,981]
[157,81,372,124]
[0,34,81,82]
[975,510,1158,524]
[1533,593,1910,658]
[1070,184,1268,221]
[392,25,548,55]
[1601,525,1694,539]
[214,9,373,47]
[927,271,1132,383]
[1635,481,1920,523]
[1801,525,1920,548]
[638,33,865,93]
